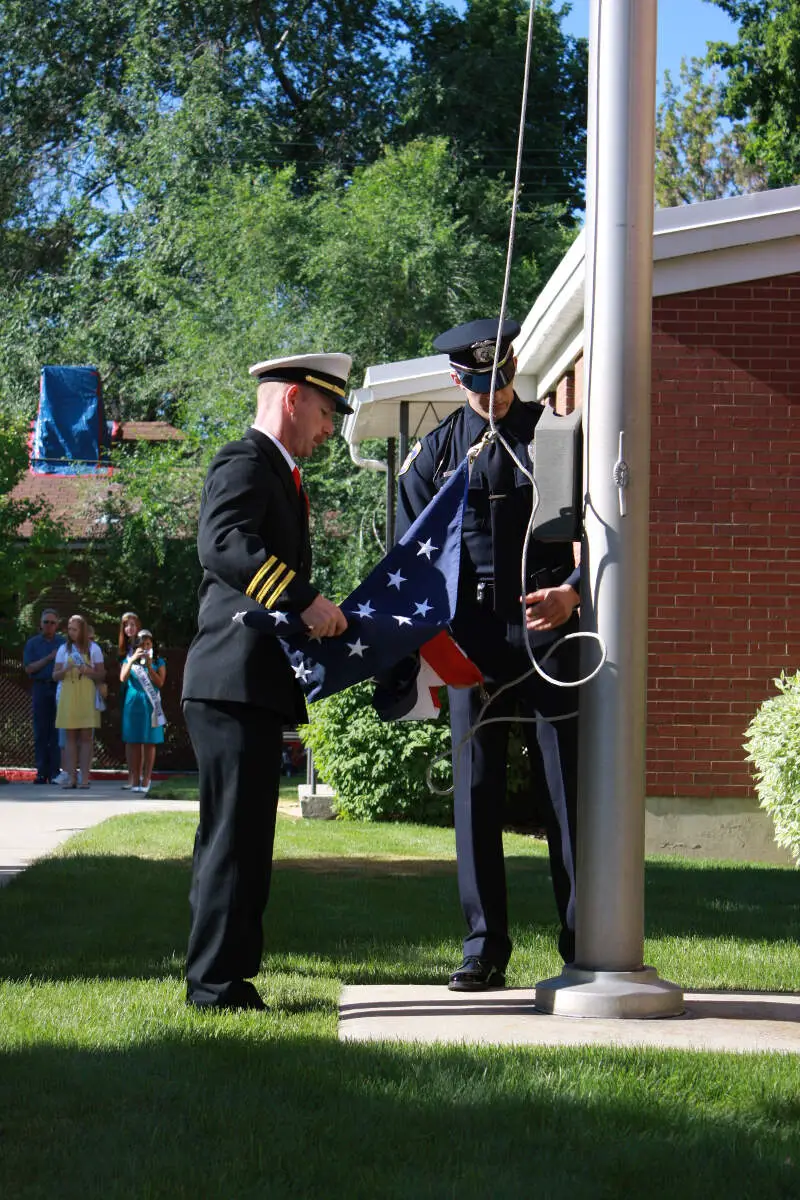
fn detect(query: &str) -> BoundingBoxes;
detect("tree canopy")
[653,2,800,206]
[0,421,66,638]
[0,0,587,423]
[708,0,800,188]
[0,1,589,640]
[655,57,766,207]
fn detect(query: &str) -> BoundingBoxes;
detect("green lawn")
[0,813,798,1199]
[147,775,298,802]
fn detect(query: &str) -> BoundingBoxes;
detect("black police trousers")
[184,699,283,1006]
[447,624,578,969]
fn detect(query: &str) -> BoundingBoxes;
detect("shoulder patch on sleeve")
[399,441,423,475]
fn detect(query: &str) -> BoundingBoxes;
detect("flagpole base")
[534,965,684,1019]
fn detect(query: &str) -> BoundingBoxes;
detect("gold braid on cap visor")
[305,374,346,398]
[454,344,516,392]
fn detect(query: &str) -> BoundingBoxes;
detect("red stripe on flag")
[419,630,483,688]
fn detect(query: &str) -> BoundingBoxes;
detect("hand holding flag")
[234,459,472,703]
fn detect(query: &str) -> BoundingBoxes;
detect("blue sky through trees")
[560,0,737,90]
[446,1,738,96]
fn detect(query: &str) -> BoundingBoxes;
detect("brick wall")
[649,273,800,798]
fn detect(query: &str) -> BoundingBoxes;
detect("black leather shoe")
[448,956,506,992]
[33,777,49,785]
[186,981,267,1012]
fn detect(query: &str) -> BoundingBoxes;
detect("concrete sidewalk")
[0,778,198,886]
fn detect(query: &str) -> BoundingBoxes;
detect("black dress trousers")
[184,699,283,1006]
[447,618,579,969]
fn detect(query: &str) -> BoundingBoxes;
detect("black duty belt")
[475,566,572,607]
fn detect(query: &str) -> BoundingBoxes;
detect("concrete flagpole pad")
[339,985,800,1053]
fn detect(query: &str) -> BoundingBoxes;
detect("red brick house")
[10,419,185,616]
[12,420,184,534]
[344,185,800,863]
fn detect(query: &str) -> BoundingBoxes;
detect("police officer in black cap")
[396,318,580,989]
[182,352,352,1011]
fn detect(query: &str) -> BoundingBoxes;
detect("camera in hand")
[132,636,151,659]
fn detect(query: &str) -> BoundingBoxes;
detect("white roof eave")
[345,185,800,443]
[342,356,463,443]
[516,184,800,396]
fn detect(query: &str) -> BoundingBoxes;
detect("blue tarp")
[31,366,111,475]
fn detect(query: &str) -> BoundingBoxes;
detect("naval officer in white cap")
[183,352,353,1011]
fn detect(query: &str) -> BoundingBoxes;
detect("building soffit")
[344,185,800,444]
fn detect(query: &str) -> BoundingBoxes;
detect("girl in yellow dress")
[53,614,106,789]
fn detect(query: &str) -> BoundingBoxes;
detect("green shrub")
[744,672,800,865]
[301,683,453,823]
[302,682,548,827]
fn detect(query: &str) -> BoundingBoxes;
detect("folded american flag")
[234,459,470,702]
[372,629,485,721]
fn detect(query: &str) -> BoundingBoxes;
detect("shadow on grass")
[0,849,798,984]
[644,857,800,943]
[0,853,464,983]
[1,1035,799,1200]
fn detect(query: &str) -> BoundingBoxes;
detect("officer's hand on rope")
[301,595,348,639]
[524,584,579,632]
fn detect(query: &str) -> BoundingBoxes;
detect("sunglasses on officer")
[454,358,516,394]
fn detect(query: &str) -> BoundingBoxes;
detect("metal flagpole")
[535,0,683,1017]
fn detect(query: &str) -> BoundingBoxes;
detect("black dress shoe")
[33,777,49,785]
[448,956,506,992]
[186,980,267,1012]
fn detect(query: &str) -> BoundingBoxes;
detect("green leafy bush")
[302,681,547,827]
[301,683,453,824]
[744,672,800,866]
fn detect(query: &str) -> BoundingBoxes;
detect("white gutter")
[345,387,388,472]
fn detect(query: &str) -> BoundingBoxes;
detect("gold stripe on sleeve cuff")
[256,563,289,606]
[263,570,296,609]
[246,556,277,598]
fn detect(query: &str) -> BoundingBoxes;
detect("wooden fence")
[0,647,196,771]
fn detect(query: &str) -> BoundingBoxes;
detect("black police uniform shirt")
[396,395,579,683]
[182,427,316,723]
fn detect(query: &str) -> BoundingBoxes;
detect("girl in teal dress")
[118,611,142,789]
[120,629,167,794]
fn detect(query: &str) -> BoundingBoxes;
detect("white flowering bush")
[744,672,800,865]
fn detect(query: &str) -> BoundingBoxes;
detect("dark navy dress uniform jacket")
[182,426,316,724]
[396,396,579,675]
